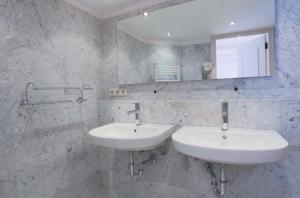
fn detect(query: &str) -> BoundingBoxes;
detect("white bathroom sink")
[89,123,175,151]
[172,126,288,165]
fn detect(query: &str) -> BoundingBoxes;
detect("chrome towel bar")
[20,82,93,109]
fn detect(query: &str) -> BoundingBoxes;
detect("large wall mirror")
[117,0,275,85]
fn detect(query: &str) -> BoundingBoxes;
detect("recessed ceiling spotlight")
[167,32,172,37]
[229,21,236,26]
[143,12,149,16]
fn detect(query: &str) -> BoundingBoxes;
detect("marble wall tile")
[0,0,106,197]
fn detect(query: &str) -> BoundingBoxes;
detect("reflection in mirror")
[117,0,275,85]
[212,28,275,79]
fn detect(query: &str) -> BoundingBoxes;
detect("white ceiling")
[117,0,275,45]
[64,0,169,19]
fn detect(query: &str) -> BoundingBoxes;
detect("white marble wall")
[97,0,300,197]
[0,0,107,197]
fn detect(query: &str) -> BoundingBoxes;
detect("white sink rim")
[89,122,175,151]
[172,126,289,165]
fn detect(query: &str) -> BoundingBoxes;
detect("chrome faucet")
[221,101,229,131]
[127,103,141,125]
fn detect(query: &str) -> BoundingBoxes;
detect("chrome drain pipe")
[129,151,157,178]
[130,152,143,178]
[206,163,226,197]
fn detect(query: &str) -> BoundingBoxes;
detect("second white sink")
[172,126,288,165]
[89,123,175,151]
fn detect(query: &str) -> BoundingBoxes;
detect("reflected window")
[213,29,274,79]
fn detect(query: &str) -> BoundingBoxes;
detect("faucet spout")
[127,103,141,126]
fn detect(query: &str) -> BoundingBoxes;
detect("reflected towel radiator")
[155,65,180,82]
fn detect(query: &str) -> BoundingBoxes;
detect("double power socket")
[110,88,127,97]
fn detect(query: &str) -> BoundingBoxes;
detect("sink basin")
[172,126,288,165]
[89,123,175,151]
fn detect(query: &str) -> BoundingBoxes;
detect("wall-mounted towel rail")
[20,82,93,109]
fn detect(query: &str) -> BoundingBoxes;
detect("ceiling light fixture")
[229,21,236,26]
[143,12,148,16]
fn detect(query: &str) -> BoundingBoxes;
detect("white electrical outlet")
[110,88,127,96]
